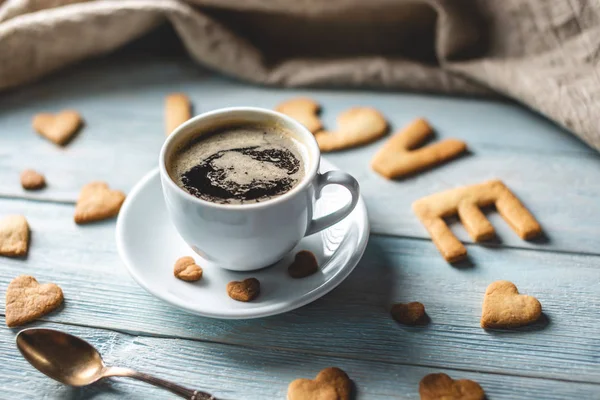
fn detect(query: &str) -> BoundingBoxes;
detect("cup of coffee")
[159,107,360,271]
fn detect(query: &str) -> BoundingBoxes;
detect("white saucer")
[116,159,369,319]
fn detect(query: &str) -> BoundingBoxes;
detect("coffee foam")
[169,124,307,204]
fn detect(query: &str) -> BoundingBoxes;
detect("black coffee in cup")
[169,124,306,205]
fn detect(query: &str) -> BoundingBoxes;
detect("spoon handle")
[105,367,217,400]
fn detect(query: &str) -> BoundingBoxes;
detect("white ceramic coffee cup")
[159,107,360,271]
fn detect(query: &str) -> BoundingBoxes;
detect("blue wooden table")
[1,48,600,399]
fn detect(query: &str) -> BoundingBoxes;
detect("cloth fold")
[1,0,599,151]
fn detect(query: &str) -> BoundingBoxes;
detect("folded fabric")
[1,0,598,151]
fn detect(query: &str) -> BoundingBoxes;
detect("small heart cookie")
[419,373,485,400]
[5,275,64,327]
[74,182,126,224]
[288,250,318,278]
[481,280,542,329]
[288,367,351,400]
[391,301,428,326]
[276,98,323,134]
[33,110,82,146]
[0,215,29,257]
[315,107,387,152]
[20,169,46,190]
[227,278,260,302]
[174,256,203,282]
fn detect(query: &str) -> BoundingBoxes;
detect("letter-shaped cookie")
[165,93,191,136]
[371,118,466,178]
[412,180,542,262]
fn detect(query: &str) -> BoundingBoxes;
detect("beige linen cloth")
[1,0,599,151]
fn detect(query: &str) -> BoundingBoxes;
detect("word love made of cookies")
[412,180,542,262]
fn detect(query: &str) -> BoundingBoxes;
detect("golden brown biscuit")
[20,169,46,190]
[276,97,323,134]
[391,301,427,325]
[173,256,203,282]
[227,278,260,302]
[288,367,351,400]
[0,215,29,257]
[5,275,64,327]
[481,280,542,329]
[412,180,542,262]
[419,373,485,400]
[315,107,387,152]
[288,250,319,278]
[74,182,126,224]
[165,93,191,136]
[33,110,82,145]
[371,118,466,179]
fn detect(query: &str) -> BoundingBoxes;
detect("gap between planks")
[2,194,600,258]
[5,317,600,388]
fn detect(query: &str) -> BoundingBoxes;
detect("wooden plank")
[1,56,599,253]
[2,322,599,399]
[1,198,599,383]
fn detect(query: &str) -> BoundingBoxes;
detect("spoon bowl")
[17,328,105,386]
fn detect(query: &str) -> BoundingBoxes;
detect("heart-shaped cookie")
[481,280,542,329]
[5,275,64,327]
[276,98,323,134]
[0,215,29,257]
[227,278,260,302]
[315,107,387,152]
[74,182,126,224]
[288,367,351,400]
[174,256,203,282]
[419,373,485,400]
[288,250,319,278]
[33,110,82,146]
[20,169,46,190]
[390,301,428,326]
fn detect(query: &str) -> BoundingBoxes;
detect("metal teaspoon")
[16,328,217,400]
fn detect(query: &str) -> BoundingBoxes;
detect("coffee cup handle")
[305,170,360,236]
